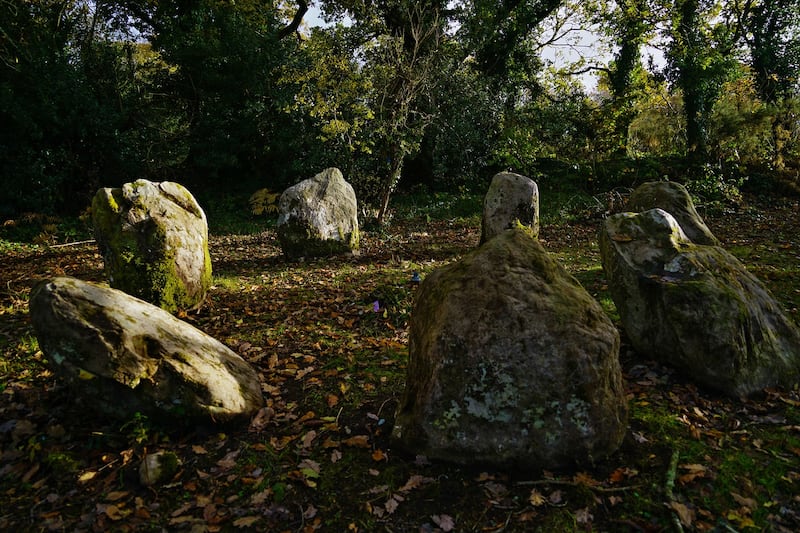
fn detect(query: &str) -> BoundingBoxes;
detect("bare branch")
[278,0,308,40]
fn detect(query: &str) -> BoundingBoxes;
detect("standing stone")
[276,168,359,259]
[600,209,800,397]
[30,277,264,425]
[92,179,212,313]
[480,172,540,244]
[393,228,627,469]
[627,181,719,245]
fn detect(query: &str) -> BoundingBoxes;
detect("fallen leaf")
[77,471,97,484]
[250,489,272,505]
[399,474,433,493]
[99,503,125,521]
[384,493,403,514]
[678,464,708,484]
[432,514,455,531]
[249,407,274,432]
[667,501,695,527]
[529,489,546,506]
[727,509,756,528]
[216,449,241,470]
[609,468,626,483]
[303,504,318,519]
[573,472,600,487]
[575,507,593,525]
[301,430,317,449]
[342,435,370,448]
[731,492,757,510]
[483,481,508,500]
[371,449,388,462]
[298,458,321,475]
[233,516,261,528]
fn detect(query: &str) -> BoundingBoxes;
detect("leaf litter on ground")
[0,194,799,531]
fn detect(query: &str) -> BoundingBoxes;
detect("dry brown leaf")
[371,449,388,462]
[529,489,546,507]
[250,489,272,505]
[399,474,433,493]
[384,493,403,514]
[104,491,129,502]
[303,504,318,519]
[608,495,623,506]
[233,516,261,528]
[731,492,757,510]
[216,449,240,470]
[342,435,370,448]
[678,463,708,484]
[301,430,317,449]
[574,472,600,487]
[667,501,695,527]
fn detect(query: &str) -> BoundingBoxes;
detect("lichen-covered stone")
[91,179,212,313]
[627,181,719,245]
[30,277,264,425]
[480,172,539,244]
[393,228,627,469]
[600,209,800,396]
[277,168,359,259]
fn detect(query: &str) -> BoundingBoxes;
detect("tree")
[665,0,737,164]
[0,0,144,215]
[317,0,447,223]
[732,0,800,170]
[601,0,652,154]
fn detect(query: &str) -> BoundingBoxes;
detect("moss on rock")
[91,180,211,313]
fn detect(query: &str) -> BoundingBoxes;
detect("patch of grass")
[211,274,242,292]
[392,190,483,223]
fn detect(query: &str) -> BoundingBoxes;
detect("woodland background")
[1,0,799,220]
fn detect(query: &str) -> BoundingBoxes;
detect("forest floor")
[1,192,800,532]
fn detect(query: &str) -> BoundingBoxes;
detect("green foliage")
[248,188,281,216]
[144,0,291,188]
[120,412,152,447]
[0,1,144,215]
[2,0,799,221]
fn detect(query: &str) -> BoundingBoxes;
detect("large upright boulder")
[29,277,264,425]
[600,209,800,397]
[627,181,719,245]
[277,168,359,259]
[480,172,539,244]
[92,179,212,313]
[393,228,627,469]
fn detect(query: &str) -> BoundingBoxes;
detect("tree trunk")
[376,149,405,224]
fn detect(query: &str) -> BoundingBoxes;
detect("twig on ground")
[665,449,684,533]
[515,479,640,493]
[49,239,96,248]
